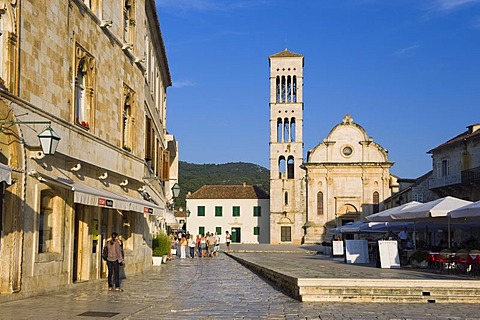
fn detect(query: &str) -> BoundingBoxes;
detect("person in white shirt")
[225,231,232,252]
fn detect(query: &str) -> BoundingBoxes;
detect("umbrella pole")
[413,222,416,249]
[448,216,451,249]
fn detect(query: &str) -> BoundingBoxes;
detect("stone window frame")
[122,84,135,152]
[123,0,136,46]
[35,186,65,261]
[74,43,96,131]
[0,3,19,94]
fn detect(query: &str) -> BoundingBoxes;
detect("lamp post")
[185,209,191,233]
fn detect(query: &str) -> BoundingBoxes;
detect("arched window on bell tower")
[290,118,296,142]
[292,76,297,102]
[277,118,282,142]
[281,76,286,102]
[284,191,289,205]
[279,156,286,179]
[287,156,295,179]
[287,75,292,102]
[283,118,290,142]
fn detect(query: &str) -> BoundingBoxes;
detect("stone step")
[298,279,480,303]
[228,253,480,303]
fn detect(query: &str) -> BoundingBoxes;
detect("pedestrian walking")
[207,232,216,257]
[196,234,201,257]
[200,234,207,257]
[180,236,187,258]
[188,234,196,258]
[225,231,232,252]
[104,232,124,292]
[214,232,221,256]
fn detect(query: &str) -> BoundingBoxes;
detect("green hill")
[176,161,270,209]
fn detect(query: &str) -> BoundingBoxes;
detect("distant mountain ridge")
[177,161,270,209]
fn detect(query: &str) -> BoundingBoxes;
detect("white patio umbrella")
[390,196,472,220]
[448,200,480,219]
[390,196,472,248]
[366,201,422,222]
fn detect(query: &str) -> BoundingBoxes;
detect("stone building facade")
[268,49,399,244]
[303,114,398,242]
[0,0,177,297]
[428,123,480,201]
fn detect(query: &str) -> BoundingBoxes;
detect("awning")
[0,163,12,184]
[35,174,164,215]
[123,194,164,216]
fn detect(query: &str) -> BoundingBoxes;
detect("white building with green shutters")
[186,184,270,244]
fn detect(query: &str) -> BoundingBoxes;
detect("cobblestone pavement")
[0,251,479,319]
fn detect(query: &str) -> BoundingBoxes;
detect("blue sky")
[155,0,480,179]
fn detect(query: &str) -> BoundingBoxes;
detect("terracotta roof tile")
[187,184,269,200]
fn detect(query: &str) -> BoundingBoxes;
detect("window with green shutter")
[197,206,205,216]
[253,206,261,217]
[199,226,205,236]
[232,206,240,217]
[215,206,223,217]
[216,227,222,235]
[253,226,260,235]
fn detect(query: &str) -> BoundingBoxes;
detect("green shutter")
[215,206,223,217]
[199,226,205,236]
[253,226,260,235]
[253,206,261,217]
[198,206,205,216]
[233,206,240,217]
[216,227,222,235]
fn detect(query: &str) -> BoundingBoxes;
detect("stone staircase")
[228,253,480,303]
[298,279,480,303]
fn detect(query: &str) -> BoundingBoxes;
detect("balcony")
[429,166,480,189]
[462,166,480,184]
[429,173,461,189]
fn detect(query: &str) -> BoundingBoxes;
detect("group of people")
[174,230,232,258]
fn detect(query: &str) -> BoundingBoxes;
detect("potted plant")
[152,232,170,265]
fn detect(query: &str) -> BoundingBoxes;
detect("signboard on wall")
[345,240,369,264]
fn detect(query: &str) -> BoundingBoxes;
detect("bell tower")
[268,49,305,245]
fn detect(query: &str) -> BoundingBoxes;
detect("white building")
[186,184,270,244]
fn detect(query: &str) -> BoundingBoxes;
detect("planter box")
[152,256,163,266]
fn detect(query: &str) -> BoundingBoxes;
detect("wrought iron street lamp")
[171,183,180,198]
[38,126,61,155]
[0,121,61,155]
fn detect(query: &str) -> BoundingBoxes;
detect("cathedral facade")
[269,49,398,245]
